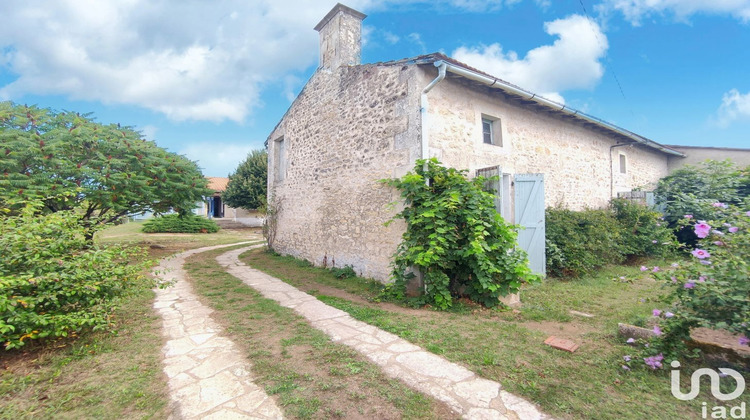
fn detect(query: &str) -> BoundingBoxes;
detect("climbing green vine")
[382,159,539,309]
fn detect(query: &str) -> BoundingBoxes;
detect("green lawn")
[1,223,259,419]
[240,249,750,420]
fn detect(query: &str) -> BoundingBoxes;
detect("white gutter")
[420,61,448,173]
[439,62,684,157]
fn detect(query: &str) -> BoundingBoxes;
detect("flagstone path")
[152,242,552,419]
[217,246,553,420]
[153,242,282,420]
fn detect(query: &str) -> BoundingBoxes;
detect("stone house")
[265,3,684,282]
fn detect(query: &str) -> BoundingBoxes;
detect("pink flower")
[626,338,635,344]
[644,353,664,369]
[740,336,749,346]
[746,211,750,217]
[684,214,693,219]
[653,326,662,336]
[698,276,706,282]
[665,312,674,318]
[714,241,724,246]
[622,365,630,371]
[691,249,711,259]
[671,276,678,283]
[728,226,739,233]
[640,266,648,271]
[712,202,728,208]
[694,221,711,238]
[652,240,658,244]
[684,282,695,289]
[652,266,660,273]
[670,263,679,268]
[652,309,662,316]
[623,355,632,362]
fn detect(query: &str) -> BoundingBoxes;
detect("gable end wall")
[267,65,421,281]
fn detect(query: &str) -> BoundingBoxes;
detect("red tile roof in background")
[206,177,229,192]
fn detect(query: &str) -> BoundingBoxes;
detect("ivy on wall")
[382,158,539,309]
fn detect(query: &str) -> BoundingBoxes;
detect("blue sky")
[1,0,749,177]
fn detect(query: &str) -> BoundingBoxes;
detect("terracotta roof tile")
[206,176,229,192]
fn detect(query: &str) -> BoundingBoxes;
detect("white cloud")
[139,124,158,141]
[282,75,302,103]
[598,0,750,25]
[715,89,750,127]
[408,33,428,54]
[0,1,554,123]
[383,31,401,45]
[179,142,257,177]
[452,15,608,104]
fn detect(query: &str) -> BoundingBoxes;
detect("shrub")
[545,200,676,277]
[611,198,676,260]
[141,214,219,233]
[635,203,750,365]
[655,160,750,246]
[382,159,539,310]
[545,207,624,277]
[330,265,357,279]
[0,207,152,349]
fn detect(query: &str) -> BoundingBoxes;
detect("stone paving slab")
[153,242,282,420]
[217,246,554,420]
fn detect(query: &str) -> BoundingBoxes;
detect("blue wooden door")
[514,174,546,276]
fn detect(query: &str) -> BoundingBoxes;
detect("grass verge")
[0,286,169,419]
[184,246,457,419]
[240,248,749,420]
[2,223,260,419]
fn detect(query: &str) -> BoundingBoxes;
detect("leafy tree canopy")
[0,102,210,233]
[223,149,267,211]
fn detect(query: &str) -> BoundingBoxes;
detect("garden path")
[216,246,553,420]
[153,242,283,419]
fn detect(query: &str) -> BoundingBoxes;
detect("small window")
[275,137,286,182]
[619,153,627,174]
[482,118,493,144]
[481,116,503,146]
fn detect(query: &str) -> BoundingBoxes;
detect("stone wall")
[421,67,670,212]
[267,62,675,282]
[267,64,421,281]
[666,145,750,171]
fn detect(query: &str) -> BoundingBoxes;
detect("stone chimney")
[314,3,367,70]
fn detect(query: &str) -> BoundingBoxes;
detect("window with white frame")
[619,153,627,174]
[481,115,502,146]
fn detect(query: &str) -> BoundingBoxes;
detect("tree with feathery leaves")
[0,102,210,239]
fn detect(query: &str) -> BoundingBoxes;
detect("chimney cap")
[314,3,367,32]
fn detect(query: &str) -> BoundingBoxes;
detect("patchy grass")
[184,247,457,420]
[0,286,169,419]
[240,249,749,420]
[96,219,259,248]
[1,222,259,419]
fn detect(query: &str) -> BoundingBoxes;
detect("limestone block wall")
[666,145,750,171]
[267,64,421,281]
[420,67,670,211]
